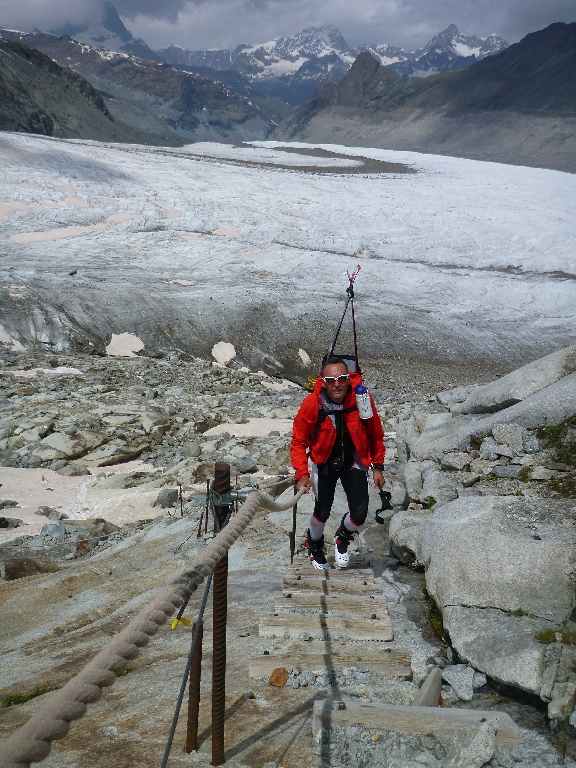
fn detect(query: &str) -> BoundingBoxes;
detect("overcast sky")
[1,0,575,51]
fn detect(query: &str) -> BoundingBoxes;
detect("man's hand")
[296,476,311,493]
[372,469,385,490]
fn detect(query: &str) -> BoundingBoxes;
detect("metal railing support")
[211,462,230,765]
[185,621,203,753]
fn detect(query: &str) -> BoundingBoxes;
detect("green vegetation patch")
[535,628,576,645]
[115,667,134,678]
[470,436,483,451]
[509,608,536,618]
[2,687,57,707]
[423,584,444,638]
[537,414,576,498]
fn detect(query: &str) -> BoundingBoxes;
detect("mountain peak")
[101,1,132,43]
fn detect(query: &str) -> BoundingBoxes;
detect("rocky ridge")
[273,23,576,173]
[160,24,508,106]
[0,30,277,145]
[0,39,142,143]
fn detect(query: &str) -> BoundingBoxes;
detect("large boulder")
[404,372,576,461]
[446,345,576,414]
[33,430,107,461]
[389,496,576,704]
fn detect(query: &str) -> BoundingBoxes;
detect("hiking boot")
[334,516,355,569]
[306,531,331,570]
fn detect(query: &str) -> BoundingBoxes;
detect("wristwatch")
[371,463,384,471]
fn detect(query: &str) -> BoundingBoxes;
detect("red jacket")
[291,372,385,480]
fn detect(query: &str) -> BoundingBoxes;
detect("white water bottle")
[355,384,373,419]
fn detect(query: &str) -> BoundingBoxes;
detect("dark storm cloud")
[0,0,574,50]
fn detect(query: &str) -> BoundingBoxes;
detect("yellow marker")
[305,376,316,391]
[171,617,192,630]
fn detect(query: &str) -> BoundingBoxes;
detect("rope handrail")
[0,488,305,768]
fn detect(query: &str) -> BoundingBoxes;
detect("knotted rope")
[0,488,305,768]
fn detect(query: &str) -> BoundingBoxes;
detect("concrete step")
[312,699,520,748]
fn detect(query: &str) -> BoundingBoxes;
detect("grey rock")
[299,669,315,686]
[492,465,521,479]
[523,435,541,453]
[530,466,553,481]
[388,507,431,564]
[421,462,457,505]
[57,464,91,476]
[403,460,423,502]
[388,478,408,508]
[408,371,576,461]
[440,452,470,471]
[154,488,179,508]
[456,487,482,498]
[40,523,67,542]
[437,384,480,407]
[443,606,552,696]
[420,496,575,623]
[181,440,200,458]
[0,499,20,510]
[548,680,576,721]
[36,430,107,460]
[391,495,576,697]
[569,709,576,727]
[441,664,475,701]
[492,744,514,768]
[462,473,481,487]
[233,456,258,474]
[472,671,487,689]
[451,345,576,414]
[479,436,500,458]
[492,424,525,454]
[0,516,22,529]
[446,716,497,768]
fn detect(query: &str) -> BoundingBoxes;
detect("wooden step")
[274,593,388,616]
[287,564,373,581]
[284,571,376,592]
[312,700,520,748]
[249,650,411,679]
[273,600,388,621]
[283,582,377,597]
[259,614,393,642]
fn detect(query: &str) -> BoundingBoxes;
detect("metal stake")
[185,621,203,753]
[211,462,230,766]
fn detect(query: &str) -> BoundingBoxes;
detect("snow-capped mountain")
[390,24,508,77]
[161,26,355,79]
[160,24,508,104]
[52,1,162,62]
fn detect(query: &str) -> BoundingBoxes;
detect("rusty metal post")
[185,621,203,753]
[290,481,298,564]
[211,462,230,766]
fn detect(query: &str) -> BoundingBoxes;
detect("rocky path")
[1,344,575,767]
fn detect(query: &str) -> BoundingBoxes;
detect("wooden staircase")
[250,544,520,750]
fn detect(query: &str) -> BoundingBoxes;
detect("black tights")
[313,464,369,526]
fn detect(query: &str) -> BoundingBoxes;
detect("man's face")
[322,363,349,405]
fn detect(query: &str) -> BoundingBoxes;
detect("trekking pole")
[290,480,298,564]
[328,264,361,357]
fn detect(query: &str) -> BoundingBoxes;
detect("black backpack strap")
[309,407,328,441]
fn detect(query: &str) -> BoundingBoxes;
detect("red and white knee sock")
[309,514,326,541]
[343,512,363,533]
